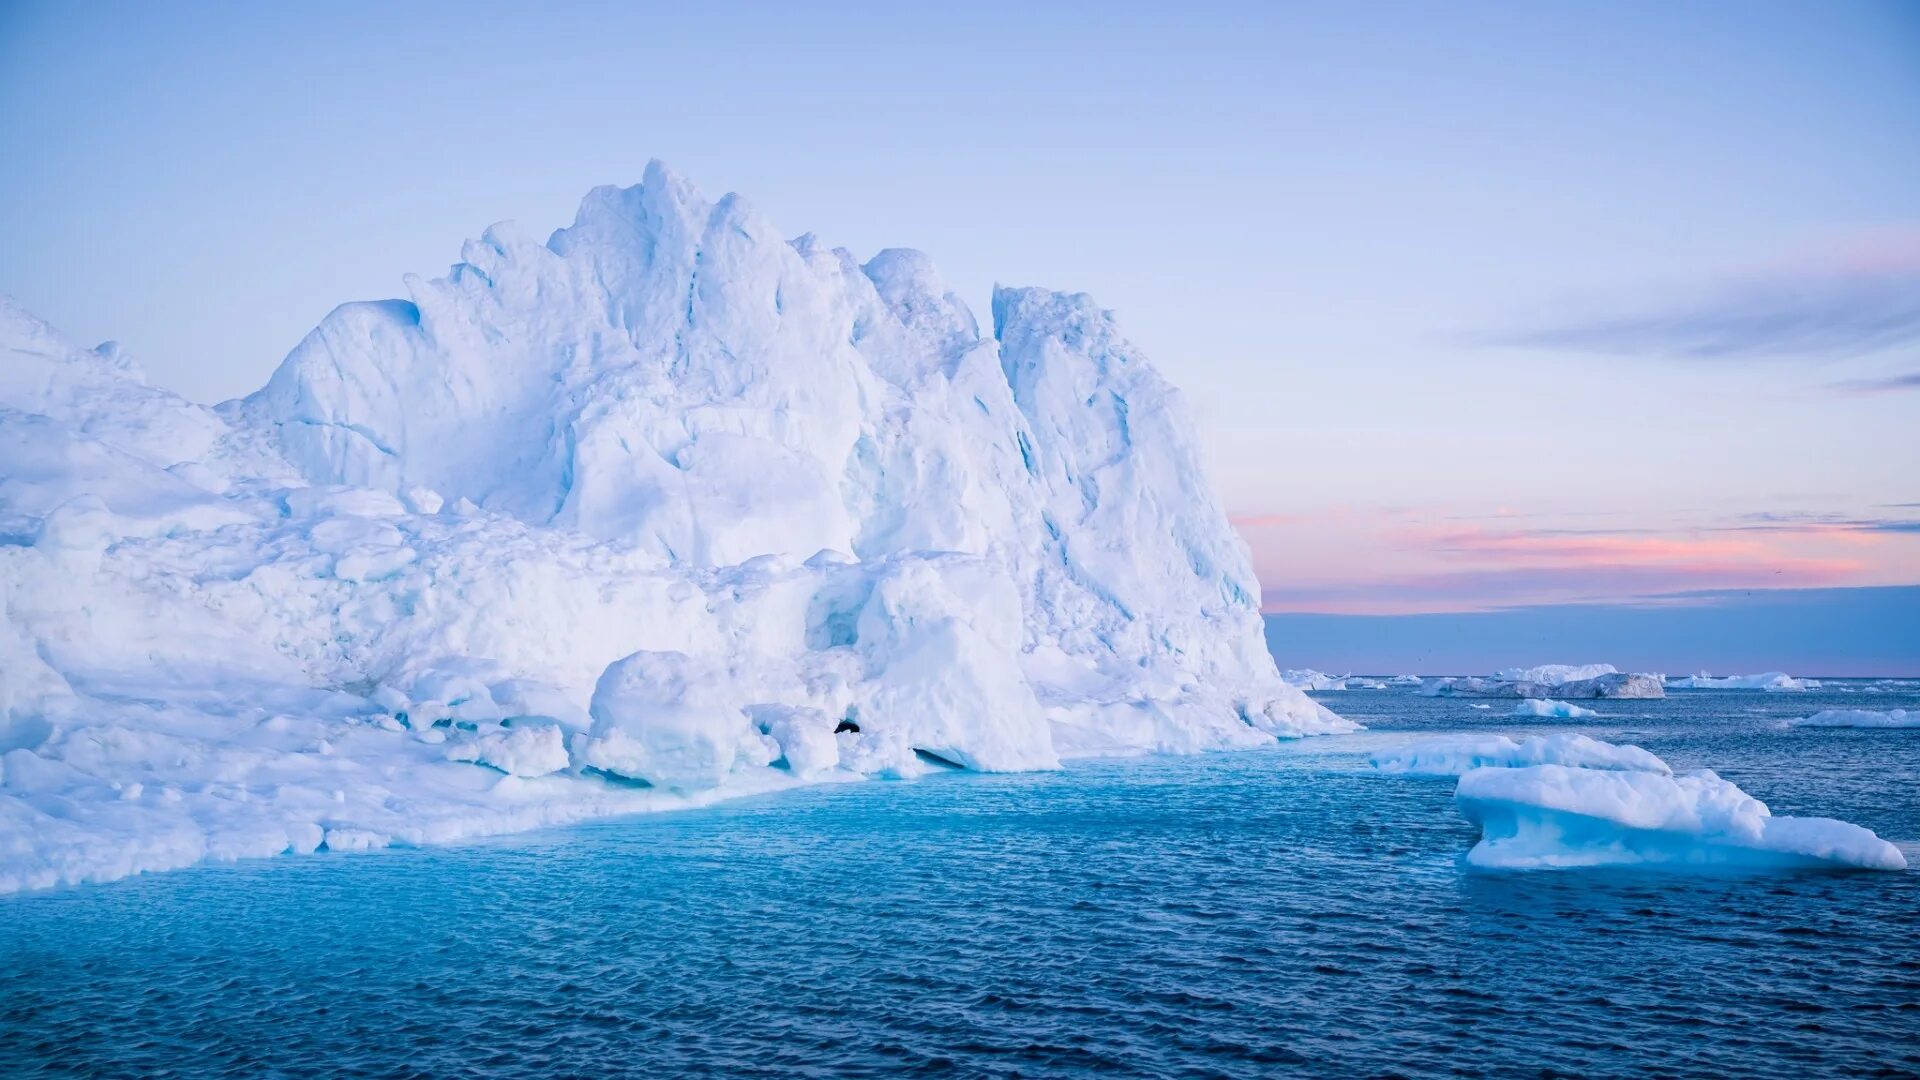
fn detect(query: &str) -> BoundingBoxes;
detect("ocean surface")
[4,682,1918,1078]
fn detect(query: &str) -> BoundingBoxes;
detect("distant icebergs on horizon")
[1669,672,1821,691]
[1419,667,1663,700]
[1281,669,1387,691]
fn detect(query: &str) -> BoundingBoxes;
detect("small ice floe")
[1512,698,1597,719]
[1369,734,1905,872]
[1788,709,1916,729]
[1456,765,1905,871]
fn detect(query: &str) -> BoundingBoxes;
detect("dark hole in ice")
[581,767,653,790]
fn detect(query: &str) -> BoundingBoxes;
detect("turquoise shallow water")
[4,683,1918,1077]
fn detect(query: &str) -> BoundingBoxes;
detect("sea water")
[4,682,1917,1077]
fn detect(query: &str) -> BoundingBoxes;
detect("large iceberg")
[0,164,1350,893]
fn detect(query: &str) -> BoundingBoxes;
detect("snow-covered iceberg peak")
[240,161,1330,735]
[246,160,879,558]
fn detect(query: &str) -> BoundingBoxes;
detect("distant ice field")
[3,680,1915,1077]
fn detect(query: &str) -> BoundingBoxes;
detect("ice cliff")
[0,163,1347,892]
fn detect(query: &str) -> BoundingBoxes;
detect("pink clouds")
[1237,508,1920,615]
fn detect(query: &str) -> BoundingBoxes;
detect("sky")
[2,0,1916,671]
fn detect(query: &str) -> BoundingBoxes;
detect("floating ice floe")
[1457,765,1905,871]
[1512,698,1598,719]
[1370,734,1905,871]
[1788,709,1916,729]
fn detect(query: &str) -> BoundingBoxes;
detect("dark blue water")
[4,683,1918,1077]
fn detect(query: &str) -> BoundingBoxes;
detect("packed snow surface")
[1494,663,1617,685]
[1788,709,1916,729]
[1418,670,1661,700]
[1512,699,1598,719]
[0,164,1350,893]
[1372,732,1902,871]
[1370,734,1668,777]
[1671,672,1820,691]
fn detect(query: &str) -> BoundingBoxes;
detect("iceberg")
[1457,765,1905,871]
[1370,731,1903,871]
[1512,698,1598,719]
[0,164,1352,893]
[1420,668,1662,700]
[1788,709,1916,729]
[1669,672,1820,691]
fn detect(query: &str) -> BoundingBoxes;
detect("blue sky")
[2,1,1916,669]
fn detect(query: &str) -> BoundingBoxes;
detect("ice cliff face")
[0,163,1346,893]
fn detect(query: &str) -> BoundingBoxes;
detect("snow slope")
[0,164,1348,893]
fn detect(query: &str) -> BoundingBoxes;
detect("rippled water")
[5,683,1919,1077]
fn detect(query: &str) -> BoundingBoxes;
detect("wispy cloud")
[1486,228,1920,363]
[1828,370,1920,394]
[1261,559,1866,614]
[1727,510,1920,535]
[1245,512,1920,615]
